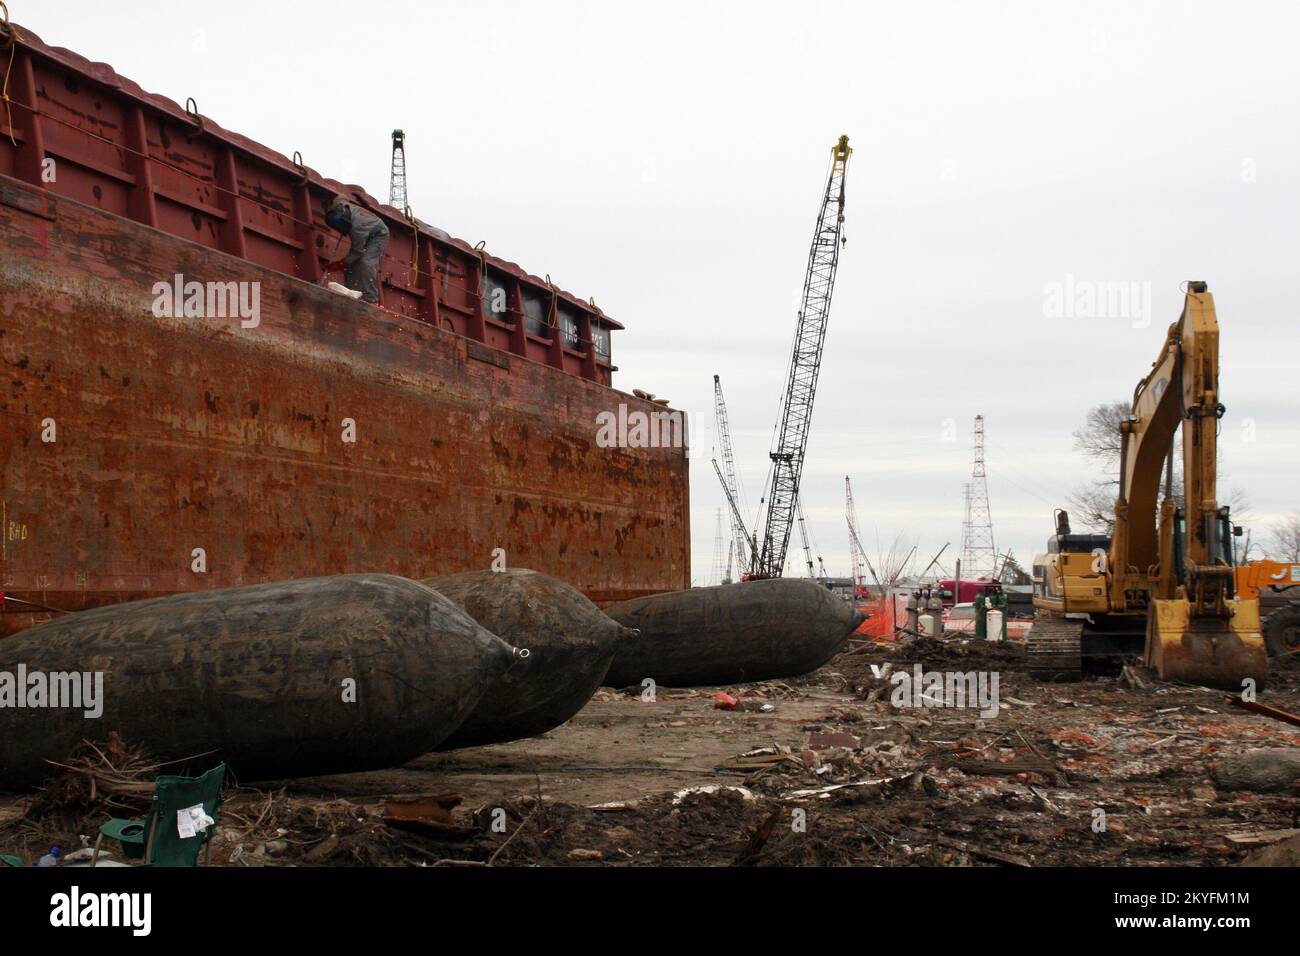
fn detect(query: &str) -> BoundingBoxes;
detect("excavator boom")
[1031,283,1267,689]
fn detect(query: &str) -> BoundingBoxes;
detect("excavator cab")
[1032,510,1110,614]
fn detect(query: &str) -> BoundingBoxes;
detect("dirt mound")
[889,634,1030,671]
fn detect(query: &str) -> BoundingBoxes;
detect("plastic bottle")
[36,846,61,867]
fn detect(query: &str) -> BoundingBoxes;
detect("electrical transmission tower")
[389,129,410,217]
[710,507,725,586]
[960,415,998,577]
[960,481,972,565]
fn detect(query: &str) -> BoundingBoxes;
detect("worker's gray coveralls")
[344,207,390,304]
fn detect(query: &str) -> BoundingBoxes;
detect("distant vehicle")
[938,578,1001,609]
[1233,560,1300,657]
[945,602,977,634]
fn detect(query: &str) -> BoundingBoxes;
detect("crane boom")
[917,542,950,580]
[756,135,851,577]
[713,375,751,575]
[796,496,816,579]
[713,459,757,568]
[847,521,883,591]
[846,475,865,595]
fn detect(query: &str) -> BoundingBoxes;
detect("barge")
[0,20,690,636]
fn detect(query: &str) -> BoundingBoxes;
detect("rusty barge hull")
[0,24,689,635]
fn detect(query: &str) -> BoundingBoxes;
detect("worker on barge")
[325,195,390,304]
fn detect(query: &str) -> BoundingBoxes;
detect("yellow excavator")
[1030,282,1269,689]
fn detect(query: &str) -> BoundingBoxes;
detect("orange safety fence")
[852,593,908,642]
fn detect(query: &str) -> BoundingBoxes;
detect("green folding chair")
[96,762,227,867]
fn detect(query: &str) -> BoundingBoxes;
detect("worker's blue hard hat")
[325,206,350,233]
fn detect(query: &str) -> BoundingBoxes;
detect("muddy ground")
[4,635,1298,867]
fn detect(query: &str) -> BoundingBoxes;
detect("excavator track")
[1027,618,1084,682]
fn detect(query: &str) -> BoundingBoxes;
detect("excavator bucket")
[1145,599,1268,690]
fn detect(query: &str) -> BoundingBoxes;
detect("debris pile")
[3,617,1297,867]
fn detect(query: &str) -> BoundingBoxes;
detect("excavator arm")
[1031,282,1267,688]
[1110,282,1265,687]
[1110,283,1226,602]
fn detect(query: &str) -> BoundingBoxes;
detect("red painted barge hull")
[0,174,689,635]
[0,22,690,635]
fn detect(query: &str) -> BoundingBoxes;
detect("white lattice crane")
[389,130,410,217]
[712,374,755,574]
[846,475,865,595]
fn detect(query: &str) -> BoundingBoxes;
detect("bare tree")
[1269,514,1300,562]
[1066,401,1128,534]
[1233,527,1263,566]
[1067,480,1119,535]
[1072,401,1128,469]
[1065,392,1261,568]
[1066,398,1252,538]
[866,531,918,590]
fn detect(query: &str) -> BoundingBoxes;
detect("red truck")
[938,578,1002,609]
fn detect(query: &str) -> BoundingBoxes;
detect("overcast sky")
[27,0,1300,583]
